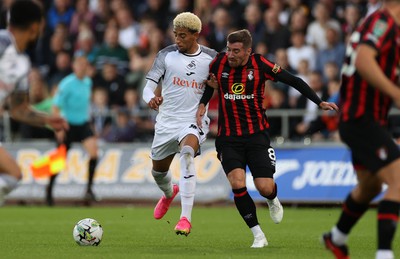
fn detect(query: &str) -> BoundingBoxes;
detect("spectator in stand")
[169,0,194,14]
[48,50,72,90]
[286,0,310,22]
[289,59,311,108]
[126,23,167,90]
[90,87,111,138]
[90,0,112,43]
[322,61,340,84]
[74,29,98,64]
[288,7,309,33]
[260,7,291,61]
[69,0,97,40]
[93,61,127,108]
[341,3,362,43]
[287,30,316,72]
[306,1,341,51]
[124,88,155,141]
[140,0,172,32]
[269,0,290,26]
[194,0,213,35]
[243,3,265,48]
[291,71,329,139]
[44,23,72,75]
[206,7,232,52]
[315,26,345,74]
[268,48,295,97]
[102,108,136,143]
[94,24,130,75]
[264,83,290,139]
[216,0,245,28]
[46,0,75,33]
[115,8,141,50]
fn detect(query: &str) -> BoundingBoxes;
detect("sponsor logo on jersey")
[186,72,195,76]
[172,77,205,90]
[231,83,245,94]
[221,72,229,78]
[223,83,254,100]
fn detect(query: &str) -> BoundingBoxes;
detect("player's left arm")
[275,69,339,111]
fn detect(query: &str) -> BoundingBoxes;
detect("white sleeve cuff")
[142,80,158,103]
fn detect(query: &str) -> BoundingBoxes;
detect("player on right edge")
[322,1,400,259]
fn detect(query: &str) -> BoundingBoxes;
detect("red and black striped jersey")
[340,9,400,125]
[209,53,283,137]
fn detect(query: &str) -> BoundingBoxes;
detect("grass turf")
[0,205,398,258]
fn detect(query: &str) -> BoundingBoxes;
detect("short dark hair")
[227,29,252,49]
[9,0,43,29]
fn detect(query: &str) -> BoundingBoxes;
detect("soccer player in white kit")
[0,0,67,205]
[142,12,217,236]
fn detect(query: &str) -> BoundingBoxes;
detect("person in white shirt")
[306,2,341,51]
[0,0,67,205]
[142,12,217,236]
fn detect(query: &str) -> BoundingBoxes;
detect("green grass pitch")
[0,205,398,259]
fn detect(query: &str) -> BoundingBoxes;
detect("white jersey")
[0,30,30,105]
[146,44,217,126]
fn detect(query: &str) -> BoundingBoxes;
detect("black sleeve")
[275,69,322,106]
[199,85,215,105]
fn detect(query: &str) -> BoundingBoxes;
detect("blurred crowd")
[0,0,389,143]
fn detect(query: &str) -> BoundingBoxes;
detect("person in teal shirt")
[47,55,99,206]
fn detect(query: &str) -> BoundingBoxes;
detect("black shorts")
[339,118,400,173]
[63,122,94,150]
[215,130,276,178]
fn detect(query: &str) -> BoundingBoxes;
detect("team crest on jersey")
[372,20,387,37]
[247,70,254,81]
[186,60,196,70]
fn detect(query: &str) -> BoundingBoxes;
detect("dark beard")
[25,37,41,63]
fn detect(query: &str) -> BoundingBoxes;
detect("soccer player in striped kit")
[322,1,400,258]
[197,29,337,248]
[142,12,217,236]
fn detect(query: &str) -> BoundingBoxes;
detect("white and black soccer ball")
[73,218,103,246]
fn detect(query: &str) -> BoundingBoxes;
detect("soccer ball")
[73,218,103,246]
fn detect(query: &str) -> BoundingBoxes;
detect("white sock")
[151,169,173,198]
[0,174,19,194]
[179,146,196,222]
[251,225,264,237]
[331,226,348,245]
[376,250,394,259]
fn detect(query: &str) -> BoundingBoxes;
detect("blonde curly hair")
[173,12,202,33]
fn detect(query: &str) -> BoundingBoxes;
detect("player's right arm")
[9,91,68,131]
[142,80,163,111]
[355,44,400,106]
[143,47,171,111]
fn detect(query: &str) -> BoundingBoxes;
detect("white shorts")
[151,117,210,161]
